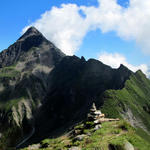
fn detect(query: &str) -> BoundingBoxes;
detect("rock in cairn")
[87,103,119,130]
[87,103,105,122]
[87,103,104,130]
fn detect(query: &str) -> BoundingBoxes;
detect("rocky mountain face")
[0,27,150,149]
[0,27,65,149]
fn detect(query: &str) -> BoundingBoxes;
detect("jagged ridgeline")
[0,27,150,149]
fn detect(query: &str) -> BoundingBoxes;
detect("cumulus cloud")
[23,4,89,55]
[22,0,150,55]
[98,51,150,77]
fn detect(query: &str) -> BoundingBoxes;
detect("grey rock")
[86,132,92,136]
[94,124,102,130]
[28,144,41,150]
[68,147,81,150]
[124,141,134,150]
[74,134,87,141]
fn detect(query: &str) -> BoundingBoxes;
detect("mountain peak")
[25,26,40,34]
[0,26,65,68]
[18,26,43,41]
[118,64,129,70]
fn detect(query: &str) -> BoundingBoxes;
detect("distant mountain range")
[0,27,150,149]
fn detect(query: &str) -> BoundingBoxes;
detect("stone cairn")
[87,103,119,130]
[70,103,119,138]
[88,103,104,122]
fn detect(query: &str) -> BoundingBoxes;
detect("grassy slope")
[1,65,150,149]
[0,65,22,109]
[20,70,150,150]
[0,65,20,78]
[0,65,36,149]
[101,70,150,132]
[21,120,150,150]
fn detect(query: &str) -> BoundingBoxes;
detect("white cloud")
[23,4,89,55]
[22,0,150,55]
[98,52,150,77]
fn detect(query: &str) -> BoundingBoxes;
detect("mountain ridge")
[0,27,150,150]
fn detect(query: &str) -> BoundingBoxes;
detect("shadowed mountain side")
[28,56,133,144]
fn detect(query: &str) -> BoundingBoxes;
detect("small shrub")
[85,121,95,128]
[74,123,84,130]
[73,140,80,146]
[108,144,124,150]
[111,129,121,134]
[40,139,50,148]
[84,138,92,145]
[118,120,131,131]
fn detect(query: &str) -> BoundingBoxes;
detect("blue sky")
[0,0,98,50]
[0,0,150,76]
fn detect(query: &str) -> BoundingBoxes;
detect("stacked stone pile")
[70,103,119,140]
[87,103,119,130]
[87,103,105,121]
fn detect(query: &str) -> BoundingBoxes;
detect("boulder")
[68,147,81,150]
[74,129,83,135]
[109,141,134,150]
[28,144,41,150]
[94,124,102,130]
[124,141,134,150]
[74,134,87,141]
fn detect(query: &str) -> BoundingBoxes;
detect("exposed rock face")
[0,27,64,68]
[0,27,65,148]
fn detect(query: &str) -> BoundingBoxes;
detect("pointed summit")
[0,26,65,68]
[18,26,43,41]
[118,64,133,73]
[24,26,40,35]
[119,64,126,69]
